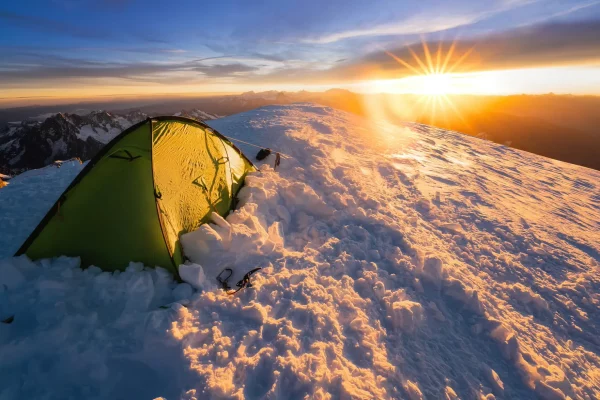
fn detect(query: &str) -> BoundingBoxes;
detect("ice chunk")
[179,263,206,290]
[484,365,504,394]
[404,380,423,400]
[390,300,424,333]
[420,256,444,288]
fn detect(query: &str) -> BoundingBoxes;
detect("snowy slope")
[1,104,599,399]
[174,109,222,120]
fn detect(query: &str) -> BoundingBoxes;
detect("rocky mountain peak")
[0,108,219,175]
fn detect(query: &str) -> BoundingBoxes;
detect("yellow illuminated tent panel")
[16,117,255,275]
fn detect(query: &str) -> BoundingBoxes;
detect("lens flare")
[364,38,476,128]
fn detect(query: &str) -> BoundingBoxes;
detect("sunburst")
[384,38,475,128]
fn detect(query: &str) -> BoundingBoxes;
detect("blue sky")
[1,0,600,102]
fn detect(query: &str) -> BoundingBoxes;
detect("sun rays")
[377,38,476,128]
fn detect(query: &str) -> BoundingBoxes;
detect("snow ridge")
[1,104,599,399]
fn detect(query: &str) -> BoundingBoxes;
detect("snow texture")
[1,104,599,399]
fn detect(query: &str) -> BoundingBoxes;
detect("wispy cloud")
[521,0,600,25]
[0,52,267,84]
[250,52,287,62]
[194,63,259,77]
[546,0,600,17]
[302,14,483,44]
[338,19,600,79]
[301,0,541,44]
[0,45,186,55]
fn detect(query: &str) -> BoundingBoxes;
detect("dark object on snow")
[217,268,233,290]
[217,267,262,295]
[274,152,281,170]
[256,148,271,160]
[1,315,14,324]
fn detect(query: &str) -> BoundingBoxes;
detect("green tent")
[15,116,255,275]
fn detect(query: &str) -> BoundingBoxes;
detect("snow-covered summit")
[0,104,599,399]
[173,108,221,120]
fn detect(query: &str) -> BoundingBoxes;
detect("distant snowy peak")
[0,108,218,174]
[173,108,221,121]
[0,110,148,174]
[77,110,147,144]
[240,90,286,101]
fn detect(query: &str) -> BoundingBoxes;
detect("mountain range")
[1,90,599,174]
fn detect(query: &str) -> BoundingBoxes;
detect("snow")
[178,263,207,290]
[47,138,68,163]
[0,138,16,151]
[176,109,222,121]
[3,126,18,136]
[8,148,25,165]
[78,124,122,144]
[1,104,599,399]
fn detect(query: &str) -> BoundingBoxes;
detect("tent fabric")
[15,117,255,275]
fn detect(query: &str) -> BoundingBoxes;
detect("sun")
[368,38,477,127]
[383,38,474,96]
[419,73,454,96]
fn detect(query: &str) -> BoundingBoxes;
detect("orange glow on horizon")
[363,38,477,128]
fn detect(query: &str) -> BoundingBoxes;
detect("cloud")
[0,52,263,85]
[0,63,182,82]
[2,18,598,89]
[0,45,187,56]
[194,63,259,77]
[302,14,484,44]
[217,18,600,86]
[250,52,286,62]
[299,0,542,44]
[328,19,600,79]
[522,0,600,25]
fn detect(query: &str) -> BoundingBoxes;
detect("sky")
[1,0,600,104]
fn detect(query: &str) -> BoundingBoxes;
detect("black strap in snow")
[217,268,234,291]
[217,267,262,295]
